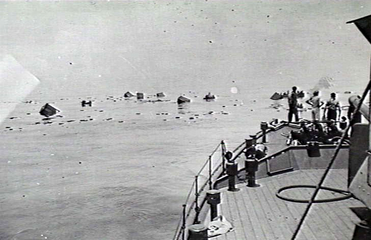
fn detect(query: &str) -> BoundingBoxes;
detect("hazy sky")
[0,0,370,99]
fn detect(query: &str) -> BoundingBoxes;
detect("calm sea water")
[0,1,370,240]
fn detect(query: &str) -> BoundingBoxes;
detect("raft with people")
[203,92,216,101]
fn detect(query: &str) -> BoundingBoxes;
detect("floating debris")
[177,96,191,104]
[156,92,165,98]
[270,92,284,100]
[137,92,144,100]
[204,92,216,101]
[81,100,93,107]
[124,91,135,98]
[39,103,60,117]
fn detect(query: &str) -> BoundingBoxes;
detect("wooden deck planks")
[212,169,364,240]
[231,191,250,240]
[274,171,316,240]
[220,190,241,240]
[263,178,299,238]
[238,189,259,240]
[244,188,277,240]
[256,186,287,240]
[241,189,267,239]
[304,169,360,240]
[298,170,340,240]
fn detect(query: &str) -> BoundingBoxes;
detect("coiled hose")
[276,185,352,203]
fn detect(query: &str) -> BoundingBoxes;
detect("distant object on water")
[137,92,144,100]
[204,92,216,101]
[270,90,305,100]
[270,92,283,100]
[156,92,165,98]
[81,100,92,107]
[39,103,60,117]
[297,91,305,98]
[177,95,191,104]
[310,76,334,92]
[124,91,135,98]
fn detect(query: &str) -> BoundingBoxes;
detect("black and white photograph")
[1,1,371,239]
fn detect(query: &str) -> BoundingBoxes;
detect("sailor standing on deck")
[324,92,341,122]
[287,86,299,123]
[306,90,324,121]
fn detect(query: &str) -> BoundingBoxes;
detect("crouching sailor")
[254,143,268,160]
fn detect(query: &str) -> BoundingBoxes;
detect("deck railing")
[172,121,289,240]
[172,139,249,240]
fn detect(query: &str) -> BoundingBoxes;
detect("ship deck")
[213,169,364,240]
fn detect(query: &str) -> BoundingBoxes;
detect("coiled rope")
[276,185,352,203]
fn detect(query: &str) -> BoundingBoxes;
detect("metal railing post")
[182,204,186,240]
[208,156,212,190]
[221,140,226,173]
[194,176,200,224]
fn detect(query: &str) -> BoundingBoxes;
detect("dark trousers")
[327,110,336,121]
[288,107,299,123]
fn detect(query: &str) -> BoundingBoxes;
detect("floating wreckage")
[203,92,216,101]
[156,92,165,98]
[137,92,144,100]
[297,91,305,98]
[270,90,305,100]
[81,100,92,107]
[177,95,191,104]
[124,91,135,98]
[270,92,284,100]
[39,103,60,117]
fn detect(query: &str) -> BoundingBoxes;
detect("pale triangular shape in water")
[310,76,335,92]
